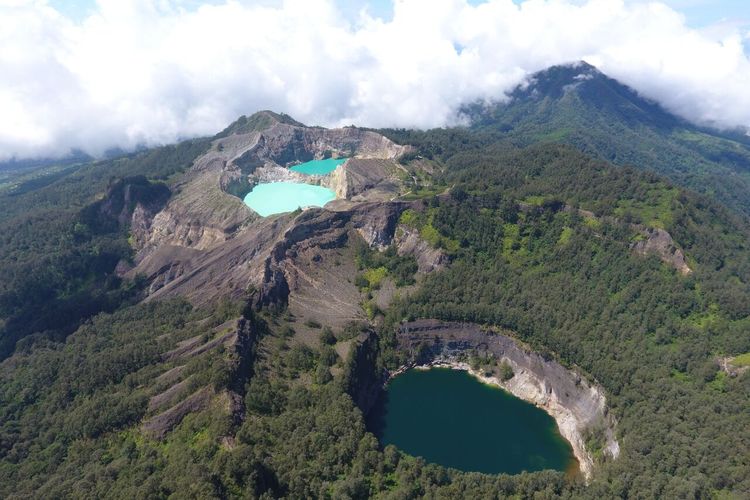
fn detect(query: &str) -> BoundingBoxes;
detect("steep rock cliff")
[393,320,620,481]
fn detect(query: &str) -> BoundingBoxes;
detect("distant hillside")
[462,62,750,217]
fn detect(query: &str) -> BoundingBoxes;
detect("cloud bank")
[1,0,749,160]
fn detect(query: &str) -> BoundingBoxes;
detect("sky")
[1,0,749,160]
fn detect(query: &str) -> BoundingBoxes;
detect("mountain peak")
[216,110,305,138]
[511,61,604,100]
[490,61,681,131]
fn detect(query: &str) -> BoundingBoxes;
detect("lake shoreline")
[386,321,621,483]
[386,353,616,483]
[243,181,336,216]
[374,366,577,476]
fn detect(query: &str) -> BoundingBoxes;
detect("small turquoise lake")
[368,368,577,476]
[243,182,335,217]
[290,158,347,175]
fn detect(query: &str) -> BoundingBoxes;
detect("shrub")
[499,361,514,382]
[304,319,322,329]
[320,327,336,346]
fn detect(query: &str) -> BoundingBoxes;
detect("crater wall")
[396,320,620,480]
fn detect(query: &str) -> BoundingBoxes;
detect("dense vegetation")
[0,138,210,359]
[391,63,750,219]
[0,299,244,497]
[1,104,749,498]
[378,142,750,498]
[354,239,418,290]
[1,293,585,498]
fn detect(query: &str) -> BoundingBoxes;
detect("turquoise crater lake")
[243,182,335,217]
[368,368,577,475]
[290,158,347,175]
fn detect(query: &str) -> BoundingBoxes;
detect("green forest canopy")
[0,127,748,498]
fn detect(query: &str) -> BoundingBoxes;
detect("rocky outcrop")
[142,386,213,439]
[132,198,411,315]
[131,152,253,254]
[80,176,171,237]
[344,331,384,413]
[233,122,408,166]
[250,208,352,310]
[131,214,287,304]
[562,204,692,276]
[251,202,409,310]
[718,356,750,378]
[147,376,193,413]
[393,320,620,481]
[247,163,310,186]
[326,158,403,201]
[142,317,259,438]
[394,225,448,273]
[226,317,259,425]
[351,202,409,249]
[631,226,692,275]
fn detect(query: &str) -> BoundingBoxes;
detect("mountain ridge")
[1,63,750,498]
[460,61,750,217]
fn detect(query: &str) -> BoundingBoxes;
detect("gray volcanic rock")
[125,110,424,309]
[130,112,413,258]
[344,331,383,413]
[131,214,288,304]
[83,176,170,237]
[328,158,403,201]
[393,320,620,480]
[351,201,409,249]
[631,226,692,275]
[142,387,213,439]
[394,225,448,273]
[251,202,411,316]
[131,200,412,324]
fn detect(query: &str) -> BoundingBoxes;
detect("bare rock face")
[718,356,750,378]
[142,386,213,439]
[83,176,170,236]
[142,317,259,439]
[131,112,412,258]
[126,111,423,306]
[132,152,254,254]
[351,201,409,249]
[394,225,448,273]
[393,320,620,481]
[327,158,403,201]
[244,123,407,165]
[130,215,288,305]
[131,198,411,321]
[631,226,692,275]
[250,202,410,312]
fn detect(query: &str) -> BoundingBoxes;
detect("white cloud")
[1,0,749,160]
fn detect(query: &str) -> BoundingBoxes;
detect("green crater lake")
[289,158,347,175]
[243,182,335,217]
[368,368,577,475]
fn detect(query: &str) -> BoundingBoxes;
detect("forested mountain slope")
[0,102,748,499]
[460,62,750,217]
[0,138,212,360]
